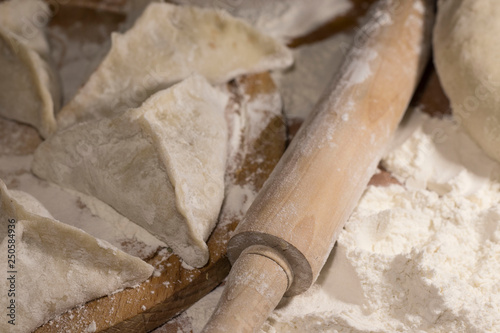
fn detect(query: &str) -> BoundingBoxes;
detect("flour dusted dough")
[0,0,61,138]
[0,180,154,333]
[33,75,228,267]
[57,2,292,130]
[434,0,500,163]
[169,0,352,41]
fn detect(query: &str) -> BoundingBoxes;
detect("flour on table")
[86,321,97,333]
[165,111,500,332]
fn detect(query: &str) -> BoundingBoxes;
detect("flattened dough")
[0,180,154,333]
[56,2,292,129]
[0,0,61,138]
[33,75,228,267]
[434,0,500,162]
[169,0,352,41]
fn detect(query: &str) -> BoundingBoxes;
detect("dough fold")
[33,75,228,267]
[0,180,154,333]
[57,2,292,130]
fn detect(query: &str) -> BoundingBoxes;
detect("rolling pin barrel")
[203,0,433,331]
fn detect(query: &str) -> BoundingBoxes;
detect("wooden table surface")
[0,0,451,331]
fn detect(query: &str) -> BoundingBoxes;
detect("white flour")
[167,110,500,332]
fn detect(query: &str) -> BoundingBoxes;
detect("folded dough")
[33,75,228,267]
[56,2,292,130]
[169,0,353,42]
[0,180,154,333]
[0,0,61,138]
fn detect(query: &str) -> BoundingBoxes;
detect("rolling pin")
[203,0,433,331]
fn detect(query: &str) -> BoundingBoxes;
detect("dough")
[0,0,61,138]
[33,75,228,267]
[167,0,352,41]
[57,2,292,130]
[0,180,154,333]
[433,0,500,163]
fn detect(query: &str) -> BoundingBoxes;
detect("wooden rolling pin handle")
[202,246,292,333]
[203,0,433,331]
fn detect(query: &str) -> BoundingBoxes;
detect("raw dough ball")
[433,0,500,162]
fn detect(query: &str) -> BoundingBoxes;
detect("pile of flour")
[165,110,500,332]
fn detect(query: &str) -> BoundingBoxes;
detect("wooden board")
[0,3,286,332]
[0,0,451,331]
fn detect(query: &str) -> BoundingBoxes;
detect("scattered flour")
[341,49,378,88]
[164,111,500,332]
[383,112,500,198]
[219,184,256,226]
[86,320,97,332]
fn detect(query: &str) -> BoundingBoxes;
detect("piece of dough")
[0,180,154,333]
[434,0,500,163]
[169,0,352,42]
[33,75,228,267]
[56,2,293,130]
[0,0,61,138]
